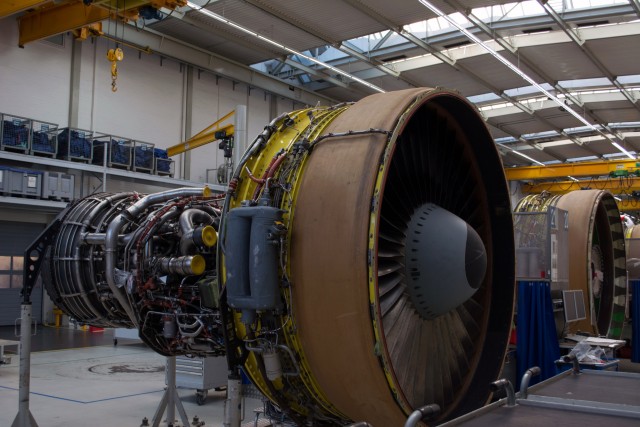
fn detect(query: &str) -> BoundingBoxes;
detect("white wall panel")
[190,72,227,183]
[89,38,183,148]
[247,89,270,145]
[0,18,71,126]
[0,19,315,186]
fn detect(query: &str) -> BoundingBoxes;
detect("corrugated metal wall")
[0,221,45,325]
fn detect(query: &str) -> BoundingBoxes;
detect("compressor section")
[219,88,515,425]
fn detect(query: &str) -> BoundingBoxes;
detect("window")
[0,255,25,289]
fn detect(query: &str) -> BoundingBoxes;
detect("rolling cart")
[172,356,228,405]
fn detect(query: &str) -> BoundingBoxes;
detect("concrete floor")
[0,324,638,427]
[0,326,263,427]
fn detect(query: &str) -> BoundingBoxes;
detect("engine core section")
[42,188,226,357]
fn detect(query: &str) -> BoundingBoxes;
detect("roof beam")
[537,0,640,111]
[239,0,402,81]
[373,30,393,50]
[442,0,517,54]
[341,0,458,68]
[343,0,608,162]
[444,0,637,153]
[105,22,335,106]
[631,0,640,18]
[283,58,350,89]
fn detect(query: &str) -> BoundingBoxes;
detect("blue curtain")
[632,280,640,363]
[517,280,560,385]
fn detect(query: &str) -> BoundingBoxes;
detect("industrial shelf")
[0,150,225,191]
[0,196,68,212]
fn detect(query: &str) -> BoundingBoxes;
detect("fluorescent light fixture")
[511,149,545,166]
[539,139,573,148]
[567,176,579,182]
[186,1,385,93]
[612,141,635,159]
[416,0,634,159]
[614,196,622,202]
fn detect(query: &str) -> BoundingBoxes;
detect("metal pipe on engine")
[179,209,216,255]
[157,255,206,276]
[104,187,211,325]
[175,316,205,337]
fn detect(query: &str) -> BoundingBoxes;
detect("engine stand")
[151,357,190,427]
[12,218,61,427]
[11,304,39,427]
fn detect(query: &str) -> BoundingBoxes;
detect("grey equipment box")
[0,339,19,365]
[172,356,228,405]
[42,171,75,201]
[0,166,43,198]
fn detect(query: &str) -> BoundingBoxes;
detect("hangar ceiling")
[3,1,640,181]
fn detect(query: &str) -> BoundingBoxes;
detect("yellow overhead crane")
[504,159,640,181]
[0,0,186,47]
[505,158,640,211]
[167,110,235,157]
[521,177,640,195]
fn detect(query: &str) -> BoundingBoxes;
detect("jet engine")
[41,88,515,425]
[516,190,626,338]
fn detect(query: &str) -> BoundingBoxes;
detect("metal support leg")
[11,304,39,427]
[223,376,242,427]
[151,357,190,427]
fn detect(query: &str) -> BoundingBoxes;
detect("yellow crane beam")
[615,199,640,212]
[504,159,640,181]
[167,110,235,157]
[15,0,186,46]
[522,177,640,195]
[18,1,112,46]
[0,0,50,18]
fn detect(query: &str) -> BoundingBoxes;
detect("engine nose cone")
[404,203,487,320]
